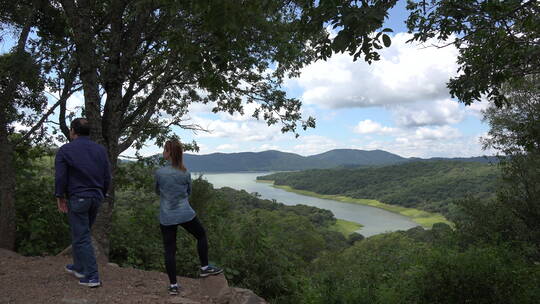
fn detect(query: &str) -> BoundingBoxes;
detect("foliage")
[482,76,540,154]
[406,0,540,106]
[476,77,540,258]
[329,219,363,237]
[0,51,47,125]
[17,0,401,252]
[270,184,450,228]
[13,143,70,255]
[401,246,540,304]
[36,0,400,152]
[303,233,540,304]
[109,192,164,271]
[304,233,430,304]
[108,161,344,303]
[260,160,500,215]
[213,186,338,228]
[14,149,540,304]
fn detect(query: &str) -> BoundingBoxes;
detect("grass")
[329,219,363,236]
[266,183,452,229]
[255,179,274,184]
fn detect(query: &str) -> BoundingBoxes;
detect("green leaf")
[382,34,391,48]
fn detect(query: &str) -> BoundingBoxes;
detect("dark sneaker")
[65,264,85,279]
[200,265,223,277]
[79,278,102,288]
[168,285,179,295]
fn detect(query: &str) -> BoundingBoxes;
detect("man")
[55,118,111,288]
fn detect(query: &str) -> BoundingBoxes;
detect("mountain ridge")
[128,149,497,172]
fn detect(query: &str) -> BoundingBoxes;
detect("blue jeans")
[67,196,101,279]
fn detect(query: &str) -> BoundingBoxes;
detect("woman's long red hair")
[164,139,187,172]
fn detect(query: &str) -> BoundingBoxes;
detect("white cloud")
[465,98,491,118]
[12,121,29,132]
[292,135,340,155]
[353,132,484,158]
[57,91,85,114]
[289,33,459,109]
[188,102,215,115]
[216,143,239,151]
[414,125,461,140]
[353,119,396,134]
[349,122,475,157]
[190,115,287,142]
[255,144,280,151]
[392,99,464,127]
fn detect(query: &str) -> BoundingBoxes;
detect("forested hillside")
[258,161,500,215]
[148,148,496,172]
[12,147,540,304]
[181,149,407,172]
[5,0,540,303]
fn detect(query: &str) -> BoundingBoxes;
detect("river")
[199,172,419,237]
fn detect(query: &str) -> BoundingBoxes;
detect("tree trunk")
[0,113,16,250]
[60,0,159,256]
[92,152,118,257]
[61,0,110,253]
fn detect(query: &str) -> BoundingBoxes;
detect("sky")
[152,1,492,158]
[9,1,494,158]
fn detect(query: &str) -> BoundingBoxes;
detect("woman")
[155,139,223,295]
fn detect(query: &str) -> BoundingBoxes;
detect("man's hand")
[57,197,68,213]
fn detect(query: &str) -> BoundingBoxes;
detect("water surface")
[199,172,418,237]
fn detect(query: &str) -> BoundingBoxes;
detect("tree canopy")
[406,0,540,107]
[25,0,398,251]
[49,0,398,154]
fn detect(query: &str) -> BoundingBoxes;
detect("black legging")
[160,216,209,284]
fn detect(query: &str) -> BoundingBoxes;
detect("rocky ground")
[0,249,266,304]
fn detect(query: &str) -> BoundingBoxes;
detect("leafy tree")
[480,77,540,257]
[304,233,429,304]
[402,246,540,304]
[28,0,400,253]
[0,0,79,250]
[13,143,71,255]
[0,1,46,250]
[482,77,540,154]
[406,0,540,106]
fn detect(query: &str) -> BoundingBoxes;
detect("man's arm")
[103,149,111,197]
[55,148,69,213]
[54,148,68,198]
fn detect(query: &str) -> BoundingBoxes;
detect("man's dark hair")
[70,118,90,136]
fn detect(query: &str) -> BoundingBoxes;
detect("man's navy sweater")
[54,136,111,199]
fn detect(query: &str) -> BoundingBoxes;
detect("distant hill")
[306,149,406,167]
[182,149,408,172]
[126,149,497,172]
[411,156,499,164]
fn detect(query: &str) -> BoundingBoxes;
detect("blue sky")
[7,2,493,158]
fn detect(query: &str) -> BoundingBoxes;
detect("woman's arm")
[187,173,192,196]
[154,172,160,196]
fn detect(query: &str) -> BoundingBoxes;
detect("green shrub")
[15,151,70,256]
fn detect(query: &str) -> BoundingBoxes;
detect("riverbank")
[330,219,363,236]
[260,182,451,228]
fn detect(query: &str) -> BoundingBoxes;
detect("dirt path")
[0,249,264,304]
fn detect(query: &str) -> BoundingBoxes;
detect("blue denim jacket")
[155,164,195,225]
